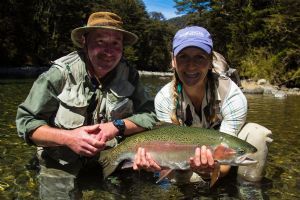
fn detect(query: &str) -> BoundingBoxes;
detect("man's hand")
[64,124,105,157]
[94,122,120,143]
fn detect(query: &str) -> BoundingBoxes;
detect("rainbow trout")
[100,124,257,186]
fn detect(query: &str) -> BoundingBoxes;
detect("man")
[16,12,157,199]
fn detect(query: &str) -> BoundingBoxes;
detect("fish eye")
[237,148,245,154]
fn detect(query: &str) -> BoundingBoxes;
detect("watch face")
[113,119,125,136]
[115,119,124,126]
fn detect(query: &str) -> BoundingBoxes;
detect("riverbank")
[1,68,299,97]
[241,79,300,97]
[0,66,49,78]
[138,71,300,97]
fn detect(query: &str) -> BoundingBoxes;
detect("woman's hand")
[189,145,215,176]
[133,147,161,172]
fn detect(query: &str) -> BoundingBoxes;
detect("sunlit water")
[0,77,299,199]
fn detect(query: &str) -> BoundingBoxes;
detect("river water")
[0,77,299,199]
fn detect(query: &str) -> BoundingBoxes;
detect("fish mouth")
[234,154,258,166]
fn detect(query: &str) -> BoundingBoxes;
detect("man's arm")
[125,70,158,130]
[31,124,105,157]
[16,67,63,144]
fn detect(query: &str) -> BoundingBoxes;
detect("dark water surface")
[0,77,299,199]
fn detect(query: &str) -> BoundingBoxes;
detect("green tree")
[138,20,173,71]
[173,0,300,86]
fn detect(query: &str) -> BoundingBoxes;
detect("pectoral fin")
[210,163,220,187]
[121,161,133,169]
[156,169,173,183]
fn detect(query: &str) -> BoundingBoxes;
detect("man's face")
[85,29,123,78]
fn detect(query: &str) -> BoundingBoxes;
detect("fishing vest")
[43,51,136,164]
[176,75,231,129]
[214,76,231,124]
[212,51,241,87]
[52,51,136,129]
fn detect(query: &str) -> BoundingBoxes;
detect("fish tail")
[99,149,119,179]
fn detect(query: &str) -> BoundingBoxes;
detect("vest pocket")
[55,81,92,129]
[110,98,134,120]
[55,103,88,129]
[105,80,135,121]
[106,92,134,121]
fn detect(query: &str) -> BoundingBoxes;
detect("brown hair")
[170,72,182,125]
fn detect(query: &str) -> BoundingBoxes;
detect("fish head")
[232,141,257,166]
[213,144,257,166]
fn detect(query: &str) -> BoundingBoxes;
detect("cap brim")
[71,26,138,48]
[173,41,212,56]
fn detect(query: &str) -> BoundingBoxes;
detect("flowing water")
[0,77,299,199]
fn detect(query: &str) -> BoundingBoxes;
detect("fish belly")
[145,144,196,170]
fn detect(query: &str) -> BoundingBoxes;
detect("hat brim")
[173,41,212,56]
[71,26,138,48]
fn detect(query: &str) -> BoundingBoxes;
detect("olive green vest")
[52,51,135,129]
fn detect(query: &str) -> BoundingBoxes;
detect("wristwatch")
[112,119,125,137]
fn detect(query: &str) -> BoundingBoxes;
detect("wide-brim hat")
[71,12,138,48]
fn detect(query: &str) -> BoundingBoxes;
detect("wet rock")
[274,91,287,99]
[257,79,267,85]
[241,79,300,96]
[263,86,278,95]
[280,86,289,91]
[291,88,299,92]
[243,87,264,94]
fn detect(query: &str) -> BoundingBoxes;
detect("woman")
[133,26,270,183]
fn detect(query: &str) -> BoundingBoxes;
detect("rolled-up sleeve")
[16,67,64,144]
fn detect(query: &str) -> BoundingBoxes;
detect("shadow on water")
[71,166,273,199]
[0,77,299,199]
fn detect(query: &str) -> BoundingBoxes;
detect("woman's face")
[173,47,211,87]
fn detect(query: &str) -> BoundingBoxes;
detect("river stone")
[274,91,287,99]
[257,79,267,85]
[242,87,264,94]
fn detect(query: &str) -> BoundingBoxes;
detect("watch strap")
[113,119,125,137]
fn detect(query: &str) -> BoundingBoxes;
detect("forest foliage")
[0,0,299,86]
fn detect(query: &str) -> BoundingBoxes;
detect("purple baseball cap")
[172,26,213,56]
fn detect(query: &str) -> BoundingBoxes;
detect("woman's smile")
[182,71,205,86]
[184,72,200,78]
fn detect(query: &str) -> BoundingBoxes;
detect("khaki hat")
[71,12,138,48]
